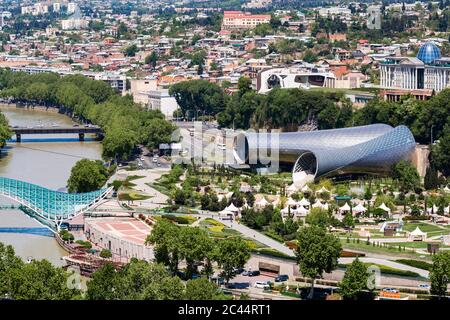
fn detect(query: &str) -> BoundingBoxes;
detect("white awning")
[298,197,310,207]
[339,202,351,212]
[378,203,391,212]
[353,203,367,213]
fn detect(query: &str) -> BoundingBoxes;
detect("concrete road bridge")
[9,125,103,142]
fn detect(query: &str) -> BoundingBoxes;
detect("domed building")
[417,41,442,65]
[380,41,450,97]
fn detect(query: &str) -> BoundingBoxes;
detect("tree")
[100,249,112,259]
[0,112,12,148]
[305,208,330,229]
[146,220,182,275]
[424,166,439,190]
[342,213,355,229]
[123,44,138,57]
[184,278,223,300]
[391,160,420,191]
[238,76,252,97]
[215,237,250,283]
[86,263,119,300]
[339,258,369,300]
[429,251,450,298]
[179,227,214,279]
[432,125,450,177]
[296,226,342,299]
[145,51,158,69]
[140,118,176,149]
[67,159,109,193]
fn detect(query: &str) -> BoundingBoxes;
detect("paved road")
[219,219,296,257]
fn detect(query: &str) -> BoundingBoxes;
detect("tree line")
[169,78,450,178]
[0,69,176,160]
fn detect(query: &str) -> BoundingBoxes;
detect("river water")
[0,106,102,266]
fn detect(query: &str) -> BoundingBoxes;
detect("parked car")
[232,267,245,275]
[275,275,289,282]
[227,282,250,289]
[254,281,270,289]
[382,287,399,293]
[247,270,260,277]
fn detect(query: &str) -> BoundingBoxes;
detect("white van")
[254,281,269,289]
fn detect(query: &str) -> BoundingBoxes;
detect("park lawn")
[338,263,422,279]
[341,240,423,259]
[118,191,151,201]
[402,222,444,233]
[393,241,450,249]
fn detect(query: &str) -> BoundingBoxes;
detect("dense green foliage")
[0,242,81,300]
[429,251,450,298]
[67,159,110,193]
[146,219,250,282]
[339,258,370,300]
[0,70,176,160]
[296,225,342,298]
[0,111,11,147]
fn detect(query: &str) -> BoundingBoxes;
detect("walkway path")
[219,219,296,257]
[119,168,170,210]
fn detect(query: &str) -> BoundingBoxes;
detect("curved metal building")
[233,124,416,187]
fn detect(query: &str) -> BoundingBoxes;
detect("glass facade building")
[233,124,416,187]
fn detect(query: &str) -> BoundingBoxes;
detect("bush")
[162,214,191,224]
[99,249,112,259]
[253,248,296,261]
[396,259,432,271]
[75,240,92,249]
[59,230,74,242]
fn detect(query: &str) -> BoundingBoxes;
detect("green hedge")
[338,263,421,278]
[162,214,191,225]
[396,259,432,271]
[253,248,296,261]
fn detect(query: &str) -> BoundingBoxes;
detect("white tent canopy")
[298,197,310,207]
[316,186,330,194]
[378,203,391,213]
[255,197,270,208]
[287,198,298,206]
[296,205,309,216]
[281,206,290,214]
[301,184,311,192]
[225,203,240,212]
[312,199,324,208]
[353,203,367,214]
[339,202,351,212]
[410,227,426,236]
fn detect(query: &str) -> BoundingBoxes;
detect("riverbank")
[0,102,61,114]
[0,106,103,264]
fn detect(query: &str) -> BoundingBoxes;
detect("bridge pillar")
[78,133,85,141]
[16,133,21,143]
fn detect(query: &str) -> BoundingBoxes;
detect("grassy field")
[338,262,422,279]
[402,222,444,233]
[341,240,427,259]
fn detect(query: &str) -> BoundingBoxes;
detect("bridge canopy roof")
[0,177,109,222]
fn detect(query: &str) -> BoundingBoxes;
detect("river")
[0,105,102,266]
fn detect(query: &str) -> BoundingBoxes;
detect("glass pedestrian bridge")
[0,177,111,227]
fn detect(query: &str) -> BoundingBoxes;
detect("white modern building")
[380,41,450,92]
[257,64,336,93]
[147,89,179,119]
